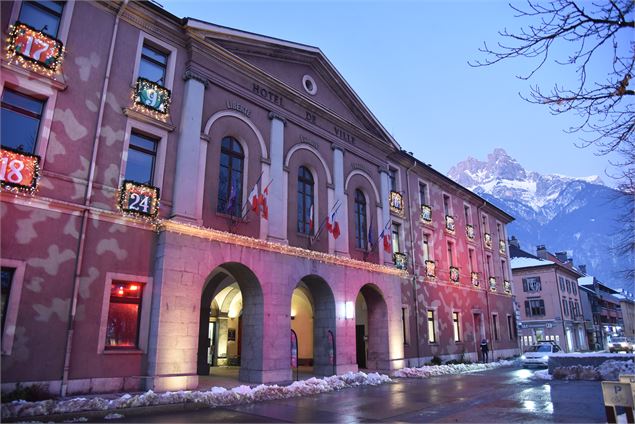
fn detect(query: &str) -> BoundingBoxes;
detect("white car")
[608,337,633,353]
[521,343,562,367]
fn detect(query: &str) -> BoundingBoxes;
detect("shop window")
[124,132,157,185]
[18,1,64,38]
[354,189,367,248]
[1,268,15,333]
[297,166,314,235]
[138,43,168,86]
[1,89,44,154]
[217,136,243,216]
[427,310,436,343]
[105,281,143,349]
[452,311,461,342]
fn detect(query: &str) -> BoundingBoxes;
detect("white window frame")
[131,32,178,91]
[452,310,461,343]
[442,192,453,217]
[422,231,432,262]
[427,307,438,344]
[1,259,26,355]
[97,272,153,354]
[418,179,430,206]
[119,118,169,189]
[9,1,76,44]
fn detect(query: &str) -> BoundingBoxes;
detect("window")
[524,299,546,317]
[138,43,168,85]
[391,222,401,253]
[105,281,143,349]
[481,214,490,233]
[496,222,503,240]
[422,233,431,261]
[566,279,571,293]
[492,314,499,341]
[124,132,157,185]
[569,300,575,318]
[562,298,569,316]
[522,277,542,292]
[443,194,452,216]
[447,241,455,266]
[468,248,476,273]
[486,254,493,277]
[419,182,429,206]
[217,136,244,216]
[559,276,565,292]
[18,1,64,38]
[1,89,44,154]
[297,166,314,235]
[464,205,472,225]
[452,311,461,342]
[507,315,514,340]
[401,307,409,345]
[501,259,508,280]
[427,310,436,343]
[388,167,397,192]
[1,268,15,333]
[354,189,367,248]
[572,284,577,295]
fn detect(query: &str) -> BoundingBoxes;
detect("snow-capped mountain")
[448,149,632,291]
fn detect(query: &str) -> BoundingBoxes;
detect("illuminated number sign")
[489,276,497,292]
[445,215,455,232]
[504,280,512,294]
[420,204,432,222]
[471,271,480,287]
[134,77,171,115]
[8,22,64,72]
[466,224,475,240]
[117,181,160,219]
[0,148,40,193]
[425,260,436,278]
[389,191,404,216]
[450,266,460,283]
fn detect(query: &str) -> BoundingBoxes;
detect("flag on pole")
[309,204,314,233]
[247,173,263,213]
[326,207,340,239]
[226,180,237,215]
[379,219,392,253]
[367,214,374,250]
[258,179,273,220]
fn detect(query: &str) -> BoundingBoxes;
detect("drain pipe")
[404,156,421,365]
[477,200,494,361]
[61,0,129,397]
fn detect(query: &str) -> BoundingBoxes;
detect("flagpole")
[312,200,341,244]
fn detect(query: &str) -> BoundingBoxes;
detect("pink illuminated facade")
[0,1,518,395]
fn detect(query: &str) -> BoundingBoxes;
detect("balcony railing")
[420,204,432,223]
[445,215,455,232]
[471,271,480,287]
[499,240,506,255]
[484,233,492,249]
[425,260,436,278]
[393,252,407,270]
[450,266,460,283]
[466,224,475,240]
[503,280,511,294]
[489,276,497,291]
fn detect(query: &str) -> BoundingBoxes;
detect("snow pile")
[1,372,391,420]
[533,369,552,380]
[392,360,516,378]
[551,360,634,381]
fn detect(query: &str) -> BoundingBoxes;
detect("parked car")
[521,343,562,367]
[607,337,633,353]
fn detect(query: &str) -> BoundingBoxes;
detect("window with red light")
[105,282,143,349]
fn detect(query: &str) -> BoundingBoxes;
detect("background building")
[1,0,518,396]
[578,275,626,350]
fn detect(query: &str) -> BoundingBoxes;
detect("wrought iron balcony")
[445,215,455,232]
[393,252,407,270]
[466,224,475,240]
[449,266,460,283]
[489,276,497,291]
[471,271,480,287]
[420,204,432,222]
[484,233,492,249]
[425,260,436,278]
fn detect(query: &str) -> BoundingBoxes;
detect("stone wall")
[548,354,633,374]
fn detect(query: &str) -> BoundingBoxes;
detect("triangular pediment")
[185,19,399,149]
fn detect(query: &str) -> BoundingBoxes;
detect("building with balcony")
[0,0,518,396]
[509,239,587,352]
[578,275,626,350]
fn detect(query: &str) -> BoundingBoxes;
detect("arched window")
[297,166,314,234]
[217,136,244,216]
[355,189,367,249]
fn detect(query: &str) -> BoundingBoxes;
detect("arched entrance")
[290,275,336,377]
[197,263,263,382]
[355,284,389,370]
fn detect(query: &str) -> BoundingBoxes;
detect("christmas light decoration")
[471,271,480,287]
[389,191,404,216]
[425,260,436,278]
[445,215,455,232]
[484,233,493,249]
[449,266,459,283]
[159,220,408,277]
[0,147,40,195]
[6,22,65,76]
[131,77,171,121]
[499,239,506,255]
[489,276,497,292]
[393,252,407,270]
[116,180,160,221]
[420,204,432,222]
[503,280,511,294]
[466,224,475,240]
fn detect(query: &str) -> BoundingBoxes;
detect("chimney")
[579,264,587,275]
[555,251,569,264]
[509,236,520,249]
[536,245,547,259]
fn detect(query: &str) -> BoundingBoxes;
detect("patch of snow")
[511,257,554,269]
[533,369,552,380]
[392,359,515,378]
[104,413,124,420]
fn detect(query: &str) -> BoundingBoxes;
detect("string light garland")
[0,147,40,195]
[6,22,65,76]
[116,180,160,222]
[489,276,497,292]
[425,260,436,278]
[449,266,460,283]
[420,204,432,222]
[131,77,171,122]
[158,219,408,277]
[471,271,480,287]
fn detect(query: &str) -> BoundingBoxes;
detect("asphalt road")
[101,366,606,423]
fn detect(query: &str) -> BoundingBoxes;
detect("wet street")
[109,366,606,423]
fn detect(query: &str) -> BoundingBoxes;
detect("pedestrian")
[480,338,489,363]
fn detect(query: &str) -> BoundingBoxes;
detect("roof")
[511,257,555,270]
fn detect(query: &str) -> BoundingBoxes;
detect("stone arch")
[355,283,389,371]
[345,169,380,204]
[203,110,268,160]
[285,143,332,185]
[197,262,264,383]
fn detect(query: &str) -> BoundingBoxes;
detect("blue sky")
[161,0,621,184]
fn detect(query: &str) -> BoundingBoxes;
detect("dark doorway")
[356,324,366,368]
